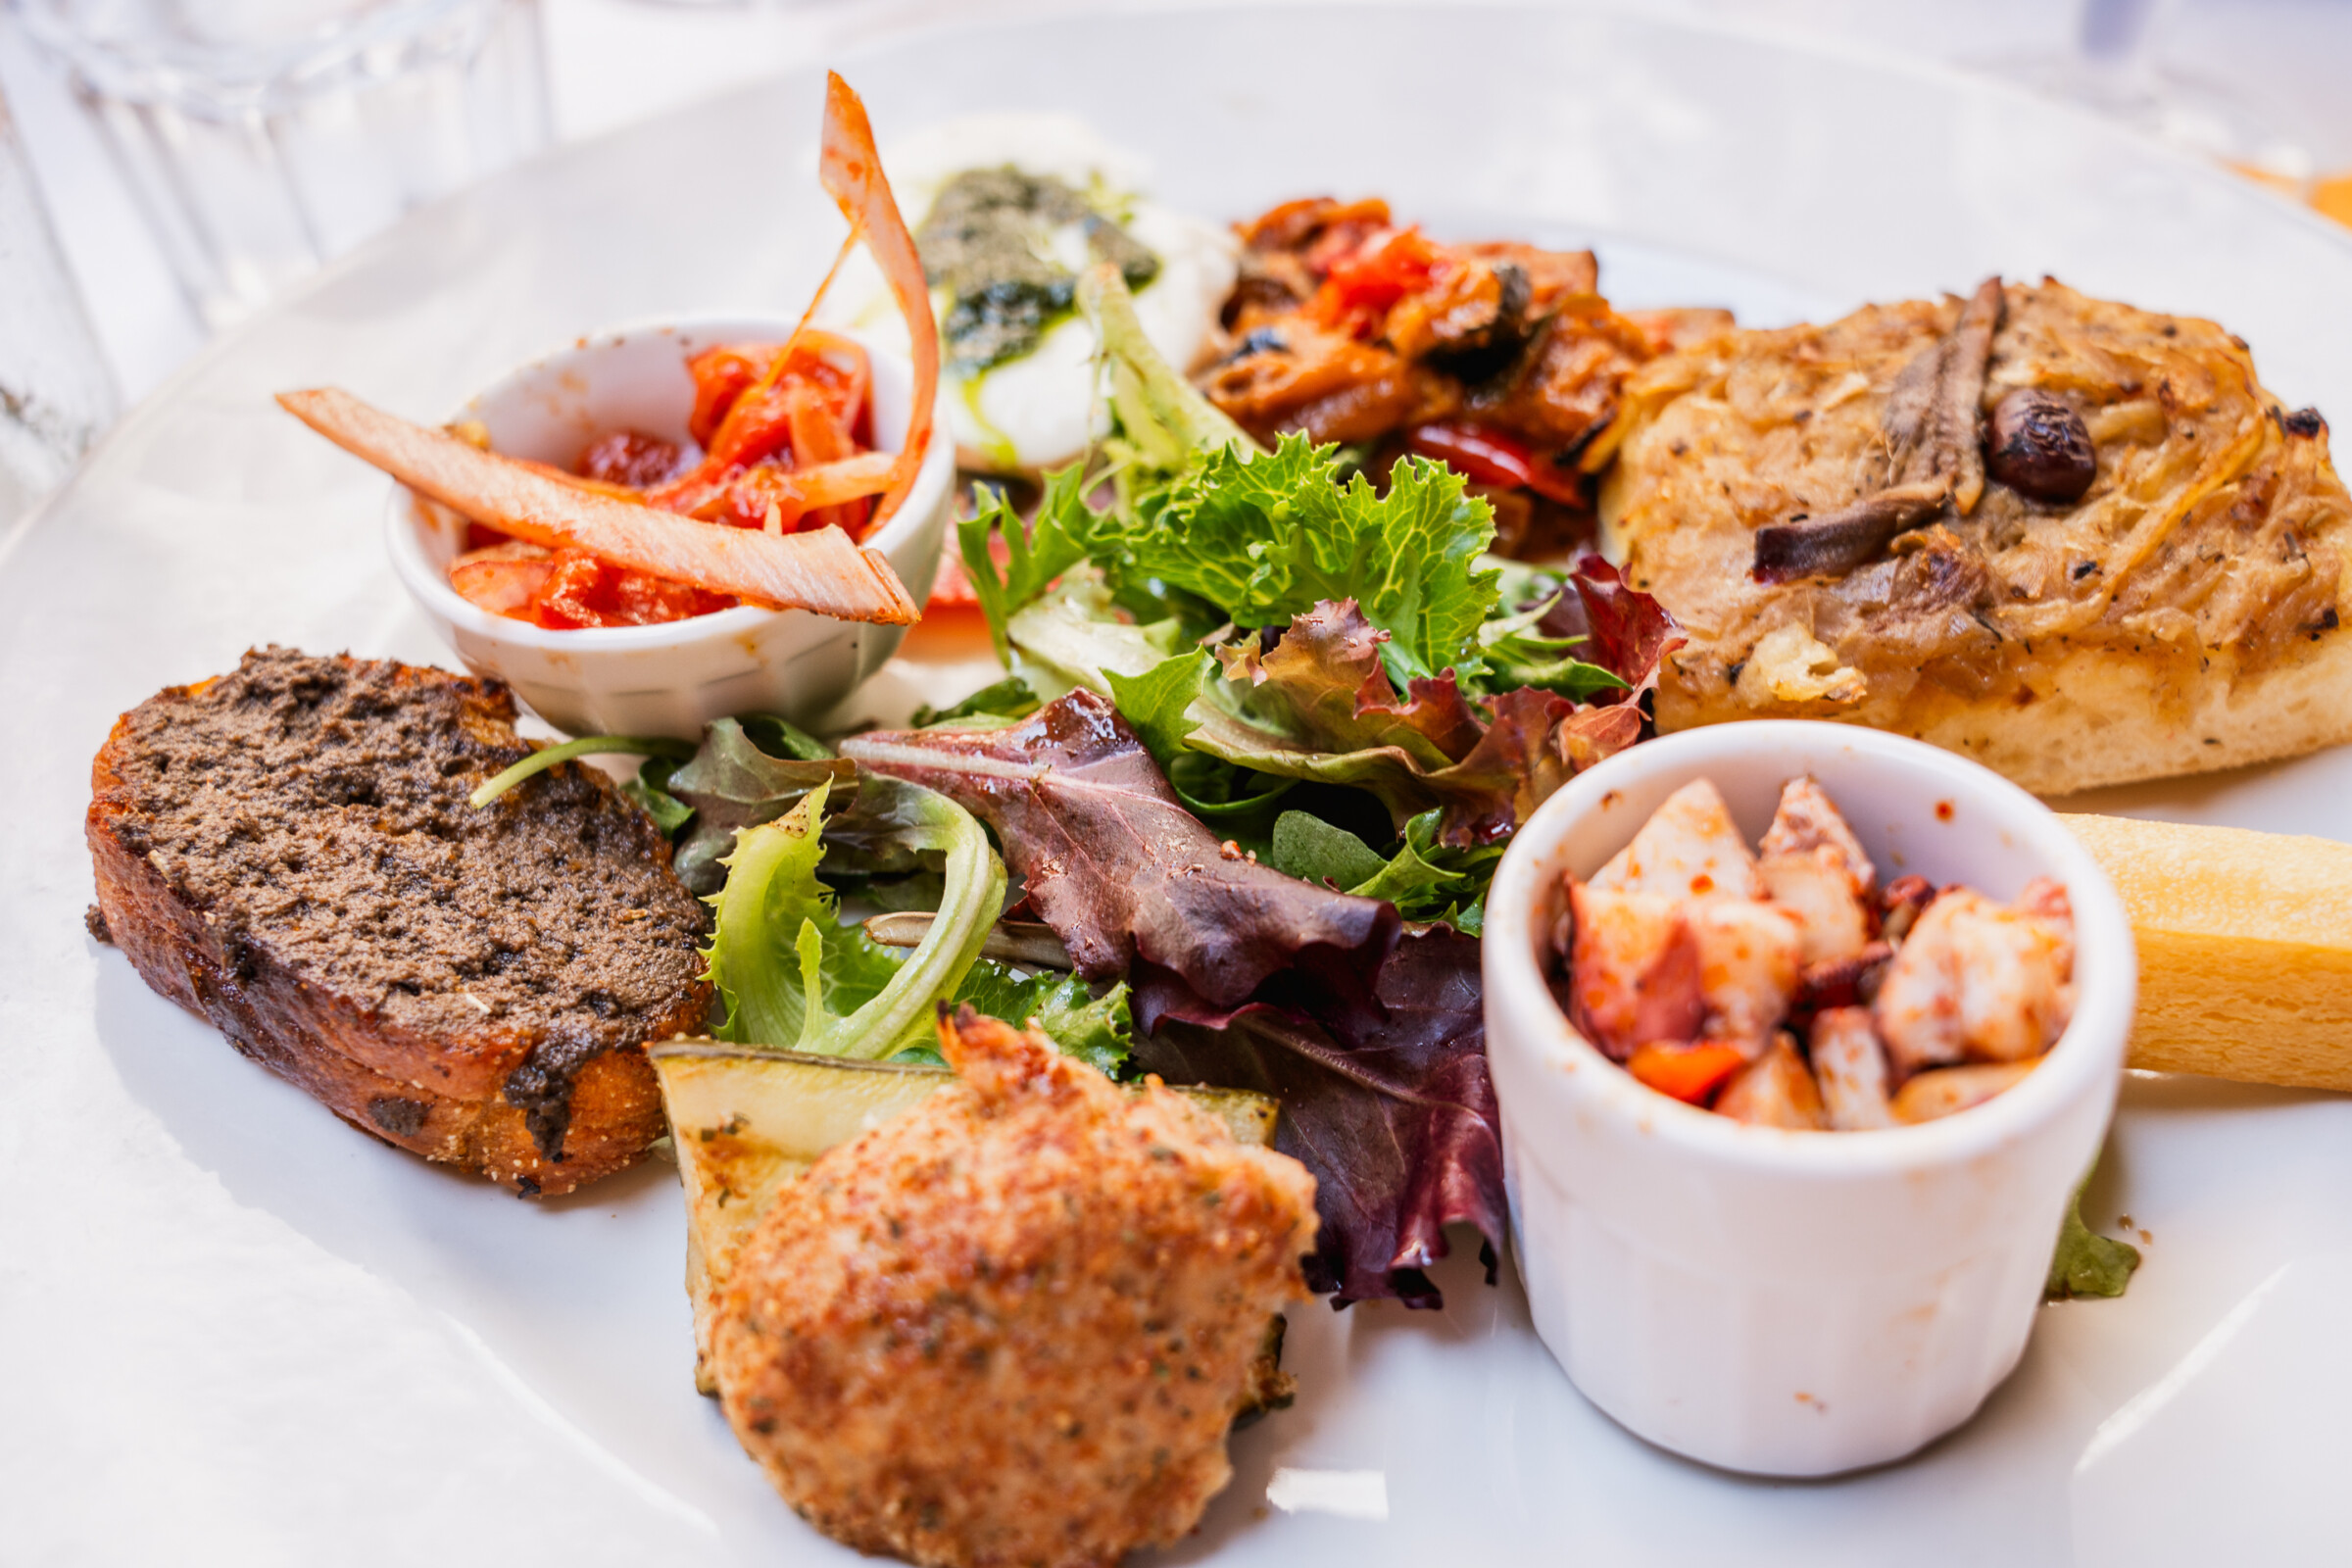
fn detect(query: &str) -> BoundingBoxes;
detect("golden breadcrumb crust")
[710,1010,1318,1568]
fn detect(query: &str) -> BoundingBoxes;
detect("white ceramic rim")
[1484,719,2136,1177]
[381,315,953,653]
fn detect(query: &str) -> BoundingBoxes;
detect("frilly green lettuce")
[704,775,1003,1060]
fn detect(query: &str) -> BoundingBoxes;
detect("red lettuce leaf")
[1190,599,1648,846]
[1135,926,1502,1308]
[1543,554,1684,699]
[839,691,1396,1008]
[1216,604,1486,768]
[845,692,1503,1308]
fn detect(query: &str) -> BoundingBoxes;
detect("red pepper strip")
[1407,420,1534,488]
[1406,420,1585,505]
[1626,1041,1748,1105]
[276,387,917,622]
[818,72,936,532]
[686,346,771,449]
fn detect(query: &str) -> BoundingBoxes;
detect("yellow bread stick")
[2060,812,2352,1092]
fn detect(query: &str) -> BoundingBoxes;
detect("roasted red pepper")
[1626,1040,1748,1105]
[1407,420,1586,505]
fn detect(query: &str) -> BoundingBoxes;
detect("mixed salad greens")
[587,265,1674,1305]
[558,265,2135,1306]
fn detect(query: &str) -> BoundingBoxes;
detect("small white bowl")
[1483,721,2134,1477]
[385,318,955,739]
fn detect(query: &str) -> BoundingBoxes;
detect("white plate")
[9,6,2352,1562]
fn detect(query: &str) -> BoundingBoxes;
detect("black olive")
[1984,388,2096,503]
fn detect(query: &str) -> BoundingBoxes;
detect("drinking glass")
[11,0,552,330]
[0,80,115,526]
[1984,0,2314,192]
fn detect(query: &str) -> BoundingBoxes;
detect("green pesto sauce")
[914,167,1160,373]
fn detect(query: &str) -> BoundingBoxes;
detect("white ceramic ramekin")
[1483,721,2134,1477]
[385,318,955,739]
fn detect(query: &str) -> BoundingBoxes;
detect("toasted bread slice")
[86,649,710,1195]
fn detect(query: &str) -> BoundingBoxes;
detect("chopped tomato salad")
[448,332,886,629]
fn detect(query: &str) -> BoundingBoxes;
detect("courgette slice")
[649,1039,1280,1395]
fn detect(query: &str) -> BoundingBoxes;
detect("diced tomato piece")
[804,497,873,541]
[449,544,553,617]
[1626,1040,1749,1105]
[701,378,800,473]
[926,524,1010,611]
[526,547,736,628]
[576,429,682,487]
[785,379,854,468]
[794,329,872,436]
[706,466,807,532]
[925,550,980,611]
[1314,225,1442,322]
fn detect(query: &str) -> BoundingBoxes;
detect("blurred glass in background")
[1984,0,2315,191]
[0,79,113,526]
[11,0,550,330]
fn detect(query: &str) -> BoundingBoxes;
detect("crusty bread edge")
[86,708,689,1197]
[1658,624,2352,798]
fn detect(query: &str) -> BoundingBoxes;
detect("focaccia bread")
[1599,279,2352,796]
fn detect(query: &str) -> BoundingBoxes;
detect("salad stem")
[470,735,696,808]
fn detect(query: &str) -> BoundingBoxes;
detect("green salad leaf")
[1188,603,1647,845]
[470,734,694,810]
[623,758,696,835]
[1079,261,1251,471]
[1478,593,1632,705]
[1004,571,1185,698]
[956,463,1096,663]
[705,775,1004,1060]
[1064,437,1499,685]
[2047,1168,2143,1299]
[704,770,1133,1072]
[943,961,1133,1079]
[1270,808,1502,931]
[1270,810,1388,891]
[655,717,855,894]
[912,675,1041,728]
[1102,648,1211,772]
